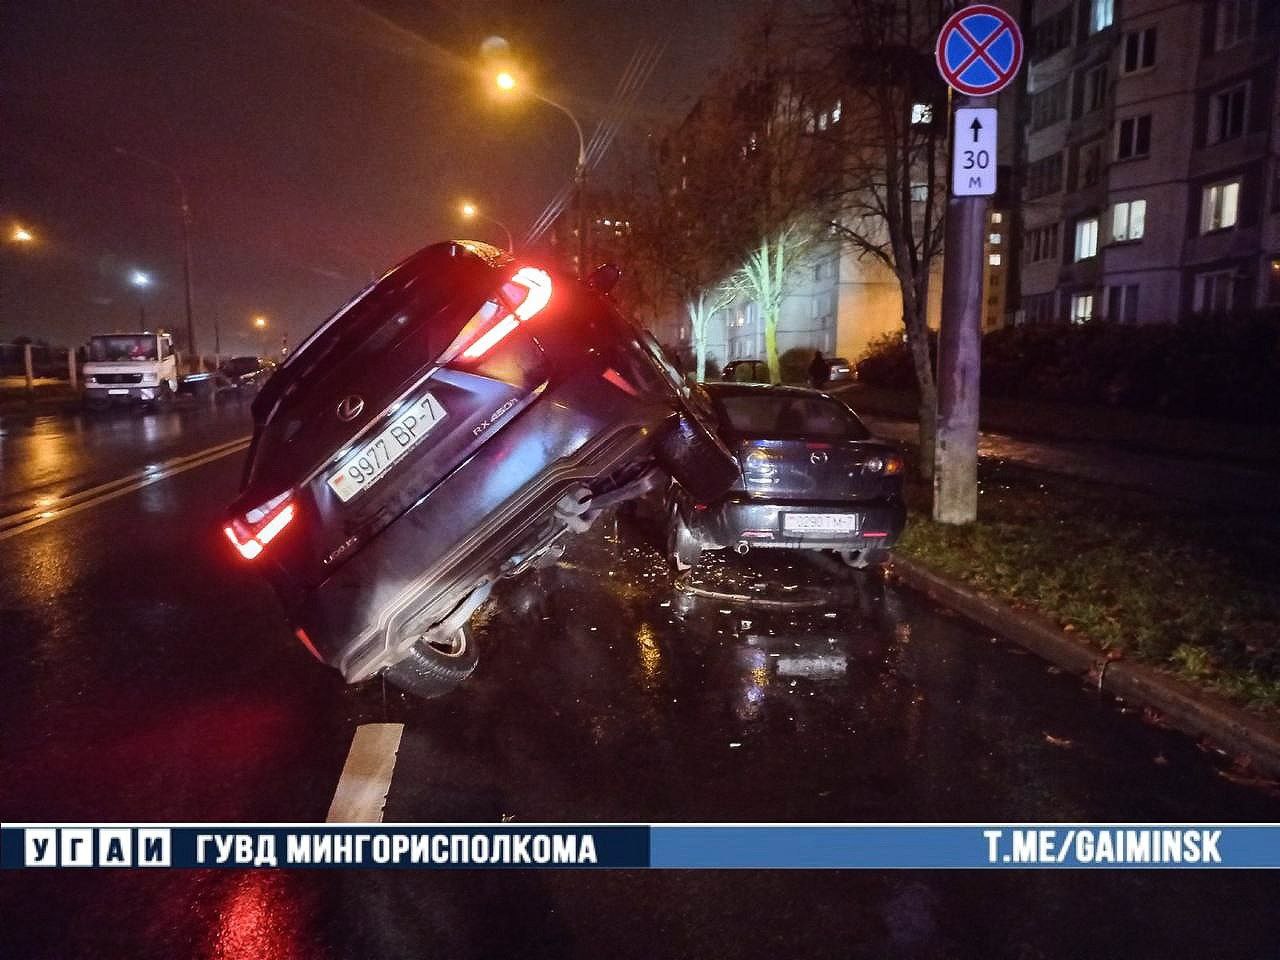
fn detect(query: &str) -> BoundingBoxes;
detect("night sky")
[1,0,744,356]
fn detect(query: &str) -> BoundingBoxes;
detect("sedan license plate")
[326,393,447,502]
[108,389,129,395]
[783,513,858,534]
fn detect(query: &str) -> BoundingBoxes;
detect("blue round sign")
[936,4,1023,97]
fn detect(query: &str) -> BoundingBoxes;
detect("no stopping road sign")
[936,4,1023,97]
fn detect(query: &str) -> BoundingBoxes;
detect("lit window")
[911,103,932,125]
[1090,0,1114,33]
[1071,293,1095,323]
[1111,199,1146,242]
[989,233,1002,244]
[991,212,1003,224]
[1266,258,1280,304]
[989,253,1002,266]
[831,99,842,123]
[910,182,929,202]
[818,112,829,131]
[1201,179,1240,233]
[1074,218,1099,261]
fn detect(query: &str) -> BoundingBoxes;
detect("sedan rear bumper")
[687,497,906,551]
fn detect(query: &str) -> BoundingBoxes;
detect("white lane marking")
[327,723,405,823]
[0,437,251,542]
[0,435,251,529]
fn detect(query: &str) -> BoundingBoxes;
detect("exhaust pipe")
[734,540,750,555]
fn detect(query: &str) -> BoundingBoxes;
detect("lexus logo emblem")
[336,395,365,422]
[810,451,828,465]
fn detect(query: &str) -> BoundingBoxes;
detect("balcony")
[1059,256,1101,287]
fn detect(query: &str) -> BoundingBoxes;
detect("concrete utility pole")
[933,95,991,524]
[931,1,1023,524]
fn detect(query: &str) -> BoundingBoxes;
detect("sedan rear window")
[715,393,870,441]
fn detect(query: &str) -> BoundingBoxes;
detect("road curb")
[889,554,1280,780]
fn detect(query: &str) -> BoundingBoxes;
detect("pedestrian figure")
[808,350,827,389]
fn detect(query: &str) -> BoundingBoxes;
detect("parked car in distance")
[225,240,736,702]
[666,382,906,572]
[819,356,853,385]
[721,359,770,383]
[218,355,276,393]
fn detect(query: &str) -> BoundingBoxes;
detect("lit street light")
[253,315,267,356]
[493,70,588,275]
[114,146,198,362]
[11,225,35,244]
[129,269,152,325]
[459,201,514,253]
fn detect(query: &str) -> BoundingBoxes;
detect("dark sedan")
[666,383,906,571]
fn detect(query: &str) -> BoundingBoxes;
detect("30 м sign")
[952,107,997,197]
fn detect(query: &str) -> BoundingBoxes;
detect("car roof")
[703,381,832,400]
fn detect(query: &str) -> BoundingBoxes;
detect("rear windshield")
[252,245,497,420]
[714,392,870,441]
[89,335,156,361]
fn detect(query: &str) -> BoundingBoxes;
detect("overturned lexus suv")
[225,241,735,699]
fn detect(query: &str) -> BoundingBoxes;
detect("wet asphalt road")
[1,401,1279,959]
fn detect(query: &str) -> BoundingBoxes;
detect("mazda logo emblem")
[810,451,828,465]
[336,395,365,422]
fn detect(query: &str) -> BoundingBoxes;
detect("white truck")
[82,332,179,408]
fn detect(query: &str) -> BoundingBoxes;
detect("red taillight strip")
[456,266,553,361]
[225,494,295,561]
[863,531,889,538]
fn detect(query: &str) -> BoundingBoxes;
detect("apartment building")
[1018,0,1278,323]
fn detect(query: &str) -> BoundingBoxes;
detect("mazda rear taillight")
[455,266,553,361]
[224,491,296,561]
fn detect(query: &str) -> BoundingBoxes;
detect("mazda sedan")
[666,383,906,571]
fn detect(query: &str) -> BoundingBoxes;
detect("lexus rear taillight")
[224,491,296,561]
[455,266,553,361]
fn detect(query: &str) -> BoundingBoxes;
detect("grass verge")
[896,461,1280,712]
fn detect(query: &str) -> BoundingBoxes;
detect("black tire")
[654,412,738,503]
[667,502,702,572]
[382,622,478,700]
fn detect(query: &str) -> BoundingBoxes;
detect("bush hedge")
[854,314,1280,423]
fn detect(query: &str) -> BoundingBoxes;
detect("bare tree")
[785,0,949,475]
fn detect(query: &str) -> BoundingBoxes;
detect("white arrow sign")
[952,108,997,197]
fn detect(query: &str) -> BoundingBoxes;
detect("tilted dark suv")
[225,241,735,699]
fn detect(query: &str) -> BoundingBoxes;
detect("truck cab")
[82,332,179,407]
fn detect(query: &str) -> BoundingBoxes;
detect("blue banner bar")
[4,825,1279,869]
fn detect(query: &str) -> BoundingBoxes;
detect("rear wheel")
[667,502,702,572]
[383,622,478,700]
[654,413,738,504]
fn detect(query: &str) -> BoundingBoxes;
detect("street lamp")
[10,225,34,244]
[253,315,267,355]
[114,146,197,362]
[129,269,152,325]
[459,201,514,253]
[493,70,588,275]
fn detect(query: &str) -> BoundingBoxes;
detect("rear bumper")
[687,497,906,551]
[273,385,675,684]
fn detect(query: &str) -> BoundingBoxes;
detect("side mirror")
[586,263,622,294]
